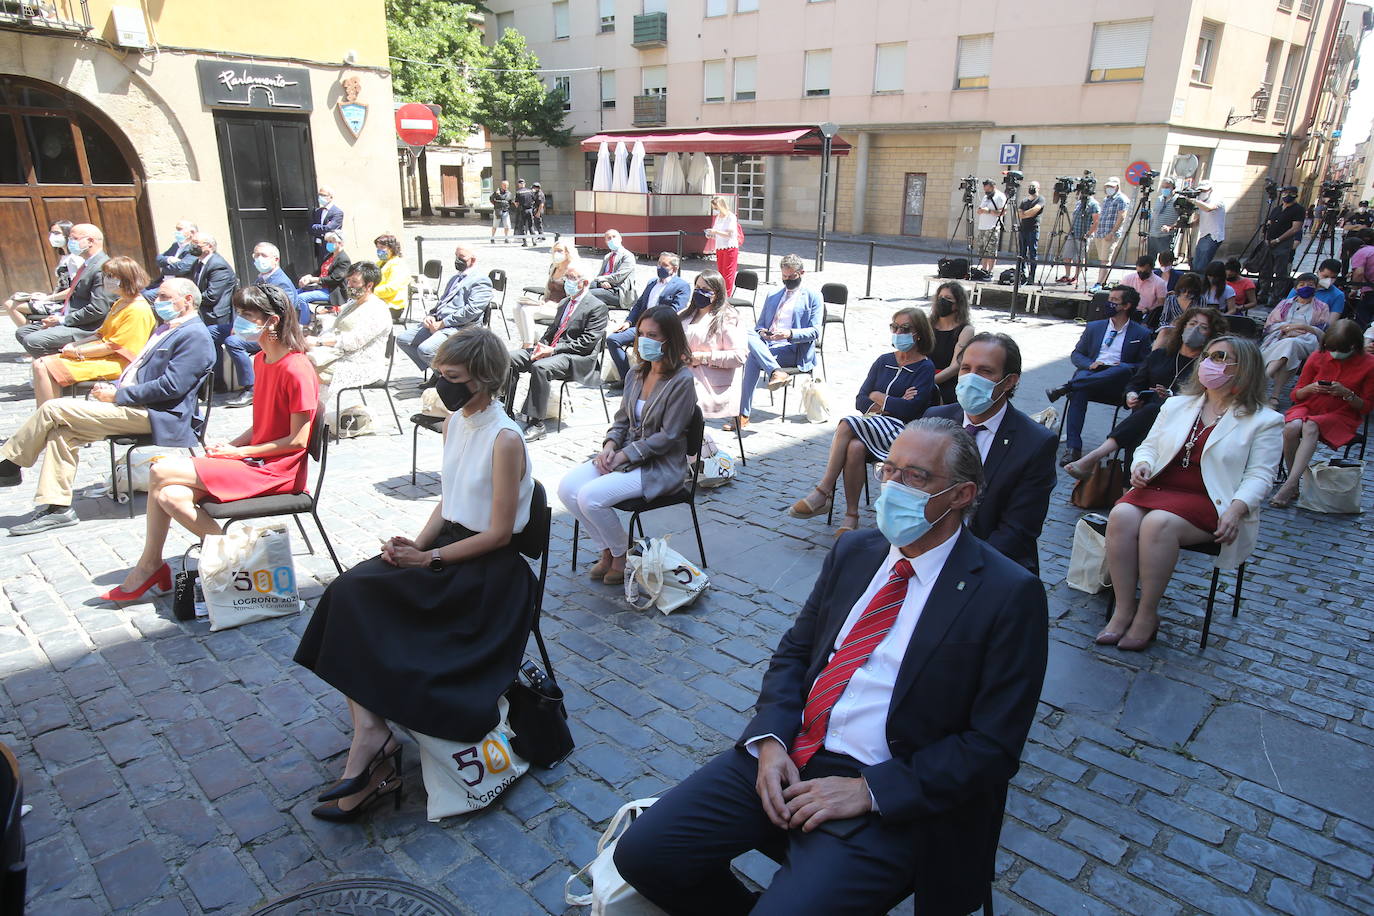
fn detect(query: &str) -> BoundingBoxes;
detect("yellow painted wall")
[89,0,390,67]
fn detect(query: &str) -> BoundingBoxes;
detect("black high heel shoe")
[310,762,403,822]
[317,735,400,802]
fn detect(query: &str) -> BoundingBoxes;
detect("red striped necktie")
[790,558,915,769]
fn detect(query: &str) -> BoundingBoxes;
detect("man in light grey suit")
[398,244,493,371]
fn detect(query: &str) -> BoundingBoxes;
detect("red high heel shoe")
[99,563,172,602]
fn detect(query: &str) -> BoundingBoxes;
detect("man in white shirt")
[614,419,1048,916]
[974,179,1007,274]
[1190,180,1226,270]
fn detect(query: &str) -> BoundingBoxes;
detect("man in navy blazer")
[733,253,823,428]
[142,218,198,301]
[606,251,690,384]
[398,244,493,371]
[926,332,1057,573]
[310,187,344,264]
[0,278,216,535]
[615,418,1048,915]
[1045,285,1151,462]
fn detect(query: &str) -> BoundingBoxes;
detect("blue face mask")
[153,297,180,322]
[563,277,581,298]
[637,337,663,362]
[174,231,186,244]
[657,266,672,280]
[318,195,329,207]
[67,238,83,256]
[233,314,265,343]
[892,333,915,352]
[253,256,273,274]
[376,248,389,261]
[607,237,621,251]
[874,480,957,547]
[326,242,337,253]
[1295,285,1317,300]
[955,372,1005,416]
[1161,187,1173,197]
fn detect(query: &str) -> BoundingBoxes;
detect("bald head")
[69,223,104,257]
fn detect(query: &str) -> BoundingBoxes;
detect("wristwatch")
[428,550,444,572]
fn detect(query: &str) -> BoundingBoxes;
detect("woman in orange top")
[32,256,155,407]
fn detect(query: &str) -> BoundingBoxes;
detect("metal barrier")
[412,229,691,272]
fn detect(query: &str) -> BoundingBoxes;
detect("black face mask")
[782,276,802,291]
[454,257,469,273]
[691,288,713,307]
[435,377,474,412]
[935,298,954,316]
[186,244,205,258]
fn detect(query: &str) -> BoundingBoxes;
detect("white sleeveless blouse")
[440,402,532,534]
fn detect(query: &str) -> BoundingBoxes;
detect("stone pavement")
[2,225,1373,915]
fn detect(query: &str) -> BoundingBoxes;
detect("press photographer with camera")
[1092,177,1130,290]
[1260,187,1306,305]
[1019,180,1045,283]
[1189,180,1226,271]
[1147,177,1180,262]
[975,179,1007,274]
[1056,176,1099,286]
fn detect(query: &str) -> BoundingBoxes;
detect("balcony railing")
[0,0,91,35]
[633,94,667,125]
[1273,85,1296,124]
[1255,81,1274,119]
[632,12,667,48]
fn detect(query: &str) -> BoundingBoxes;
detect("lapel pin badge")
[957,581,966,591]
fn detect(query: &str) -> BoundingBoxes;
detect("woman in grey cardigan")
[558,306,697,585]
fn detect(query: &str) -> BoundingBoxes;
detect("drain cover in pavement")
[249,878,462,915]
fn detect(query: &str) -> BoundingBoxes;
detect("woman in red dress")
[1100,336,1282,651]
[1270,320,1374,507]
[102,285,319,600]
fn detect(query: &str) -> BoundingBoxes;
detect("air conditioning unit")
[110,7,149,49]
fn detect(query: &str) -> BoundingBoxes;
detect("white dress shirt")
[769,289,796,334]
[957,401,1009,462]
[1095,321,1130,365]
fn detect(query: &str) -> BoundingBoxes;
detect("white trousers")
[516,302,557,348]
[558,461,644,556]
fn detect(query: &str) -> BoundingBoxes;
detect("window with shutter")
[955,35,992,89]
[734,56,757,100]
[643,0,668,12]
[1192,20,1219,85]
[553,1,569,39]
[874,42,906,93]
[737,0,758,11]
[703,60,726,103]
[706,0,726,17]
[599,0,615,33]
[554,76,572,111]
[600,70,617,109]
[642,65,668,96]
[804,49,831,97]
[1088,19,1152,82]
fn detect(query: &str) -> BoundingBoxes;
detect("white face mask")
[1319,277,1334,289]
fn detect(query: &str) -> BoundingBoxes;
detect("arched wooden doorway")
[0,75,153,293]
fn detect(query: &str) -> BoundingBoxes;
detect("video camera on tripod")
[958,175,978,204]
[1052,171,1096,203]
[1135,169,1159,191]
[1001,170,1023,193]
[1320,179,1353,205]
[1170,186,1204,226]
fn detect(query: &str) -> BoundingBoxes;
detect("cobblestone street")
[2,221,1373,915]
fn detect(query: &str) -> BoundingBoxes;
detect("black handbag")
[505,619,574,768]
[171,545,201,622]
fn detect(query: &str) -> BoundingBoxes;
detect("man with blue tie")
[397,244,493,371]
[728,253,823,430]
[614,418,1048,915]
[1045,285,1151,463]
[606,251,690,388]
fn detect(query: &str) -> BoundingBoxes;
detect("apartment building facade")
[484,0,1362,255]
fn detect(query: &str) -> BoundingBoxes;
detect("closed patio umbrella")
[592,141,613,191]
[629,140,649,194]
[611,140,630,192]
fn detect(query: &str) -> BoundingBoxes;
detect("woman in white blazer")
[1100,336,1282,651]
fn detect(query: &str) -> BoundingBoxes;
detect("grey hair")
[903,416,984,521]
[253,241,280,258]
[780,253,805,272]
[324,230,344,244]
[658,251,680,270]
[197,233,218,250]
[162,277,202,308]
[562,258,591,282]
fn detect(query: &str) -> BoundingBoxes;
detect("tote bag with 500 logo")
[198,523,303,631]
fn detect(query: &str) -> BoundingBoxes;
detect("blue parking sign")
[999,143,1021,166]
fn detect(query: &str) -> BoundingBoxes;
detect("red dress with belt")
[1117,423,1218,532]
[1284,350,1374,448]
[195,351,319,502]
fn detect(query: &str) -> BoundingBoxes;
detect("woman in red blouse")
[1271,320,1374,507]
[102,285,319,601]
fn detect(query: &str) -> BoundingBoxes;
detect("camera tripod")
[992,182,1028,321]
[949,189,976,253]
[1107,183,1155,277]
[1045,195,1093,291]
[1296,205,1340,274]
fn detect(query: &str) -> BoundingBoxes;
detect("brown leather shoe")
[723,415,750,431]
[767,370,792,391]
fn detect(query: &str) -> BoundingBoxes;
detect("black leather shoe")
[1044,386,1067,403]
[1058,448,1082,466]
[225,389,254,408]
[0,463,20,488]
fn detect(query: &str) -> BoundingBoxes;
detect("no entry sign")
[395,103,439,149]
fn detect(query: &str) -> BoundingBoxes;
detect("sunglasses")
[1202,350,1237,364]
[890,324,915,333]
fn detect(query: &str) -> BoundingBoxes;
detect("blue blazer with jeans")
[115,317,217,446]
[1070,318,1151,373]
[753,286,823,370]
[1063,317,1152,450]
[626,275,691,325]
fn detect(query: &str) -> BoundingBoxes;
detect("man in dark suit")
[0,277,216,535]
[507,261,608,441]
[186,233,242,392]
[17,223,115,357]
[615,418,1048,916]
[606,251,690,386]
[1044,285,1151,463]
[310,187,344,264]
[926,332,1057,573]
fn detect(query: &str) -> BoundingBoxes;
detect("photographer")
[1091,177,1129,290]
[1057,185,1100,286]
[1260,187,1306,305]
[1019,181,1045,283]
[1147,177,1180,261]
[975,179,1007,274]
[1190,180,1226,270]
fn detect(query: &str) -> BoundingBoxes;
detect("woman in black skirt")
[294,327,536,821]
[1064,306,1225,479]
[787,307,936,535]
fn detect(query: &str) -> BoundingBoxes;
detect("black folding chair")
[1,741,25,916]
[332,329,404,439]
[1226,315,1261,339]
[202,408,343,574]
[821,282,849,351]
[554,336,611,433]
[571,407,708,571]
[108,370,214,517]
[777,309,826,422]
[406,259,443,325]
[409,412,446,485]
[727,269,761,323]
[489,269,512,337]
[1182,541,1248,651]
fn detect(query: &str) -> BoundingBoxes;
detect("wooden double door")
[0,76,151,293]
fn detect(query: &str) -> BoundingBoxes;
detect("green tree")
[472,29,571,181]
[385,0,487,143]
